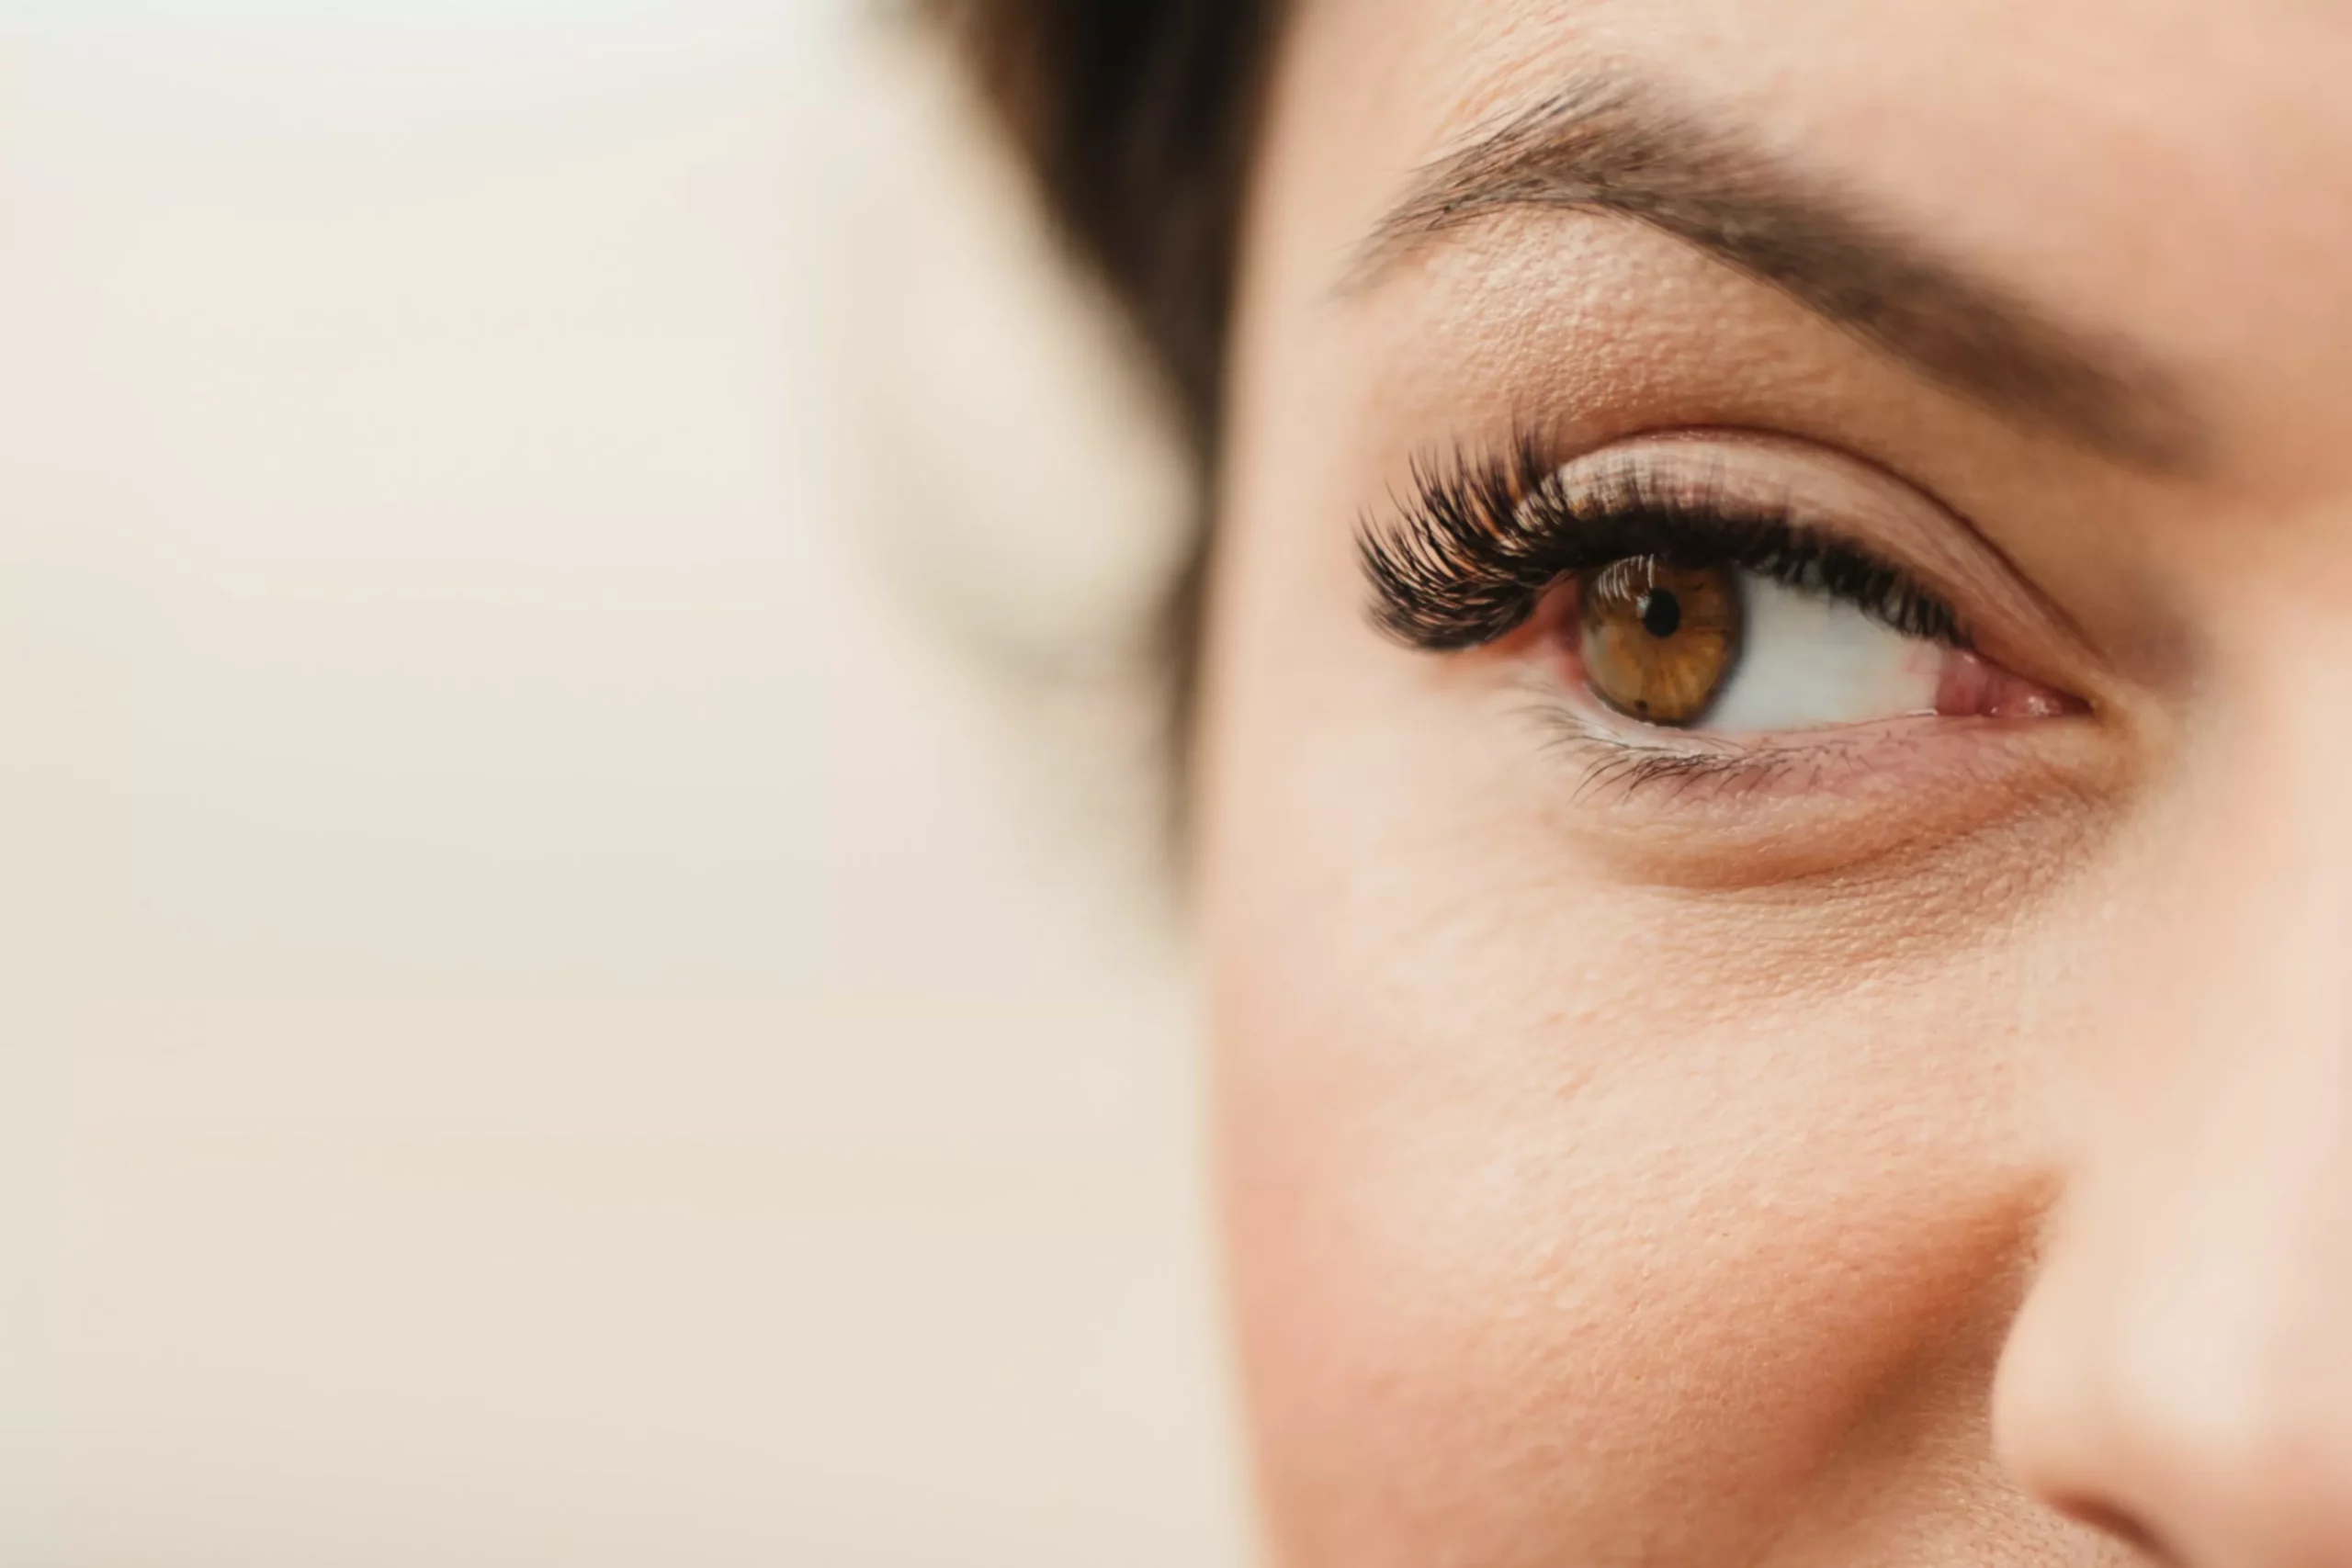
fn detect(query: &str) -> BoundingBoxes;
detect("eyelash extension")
[1359,431,1966,651]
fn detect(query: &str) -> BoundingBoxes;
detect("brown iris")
[1577,558,1745,725]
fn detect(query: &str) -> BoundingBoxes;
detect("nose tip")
[1996,1243,2352,1566]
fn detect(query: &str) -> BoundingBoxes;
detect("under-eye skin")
[1359,429,2086,802]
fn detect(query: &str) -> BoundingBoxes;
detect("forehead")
[1270,0,2352,479]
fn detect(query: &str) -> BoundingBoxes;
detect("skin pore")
[1193,2,2352,1563]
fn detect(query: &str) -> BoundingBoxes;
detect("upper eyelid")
[1363,426,2060,662]
[1362,432,1950,646]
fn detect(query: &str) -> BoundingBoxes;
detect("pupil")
[1639,590,1682,639]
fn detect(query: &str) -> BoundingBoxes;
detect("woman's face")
[1196,1,2352,1562]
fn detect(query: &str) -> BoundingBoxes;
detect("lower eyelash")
[1524,694,1809,805]
[1521,666,1998,807]
[1574,743,1802,806]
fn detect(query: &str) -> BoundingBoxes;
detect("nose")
[1994,687,2352,1565]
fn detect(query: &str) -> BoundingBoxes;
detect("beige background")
[0,5,1247,1562]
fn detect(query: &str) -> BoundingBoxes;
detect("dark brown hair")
[942,0,1278,461]
[939,1,1281,761]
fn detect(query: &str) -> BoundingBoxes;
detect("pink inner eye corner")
[1936,649,2079,719]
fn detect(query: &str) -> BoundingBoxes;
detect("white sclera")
[1701,573,1944,732]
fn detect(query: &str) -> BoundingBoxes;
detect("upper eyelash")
[1358,432,1967,651]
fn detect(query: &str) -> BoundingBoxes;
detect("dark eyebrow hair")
[1353,77,2208,475]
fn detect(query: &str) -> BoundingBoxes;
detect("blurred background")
[0,4,1248,1562]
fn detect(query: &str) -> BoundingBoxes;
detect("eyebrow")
[1352,77,2207,474]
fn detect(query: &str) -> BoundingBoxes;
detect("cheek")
[1200,714,2065,1562]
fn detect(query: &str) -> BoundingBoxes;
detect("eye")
[1571,551,2064,732]
[1360,430,2087,750]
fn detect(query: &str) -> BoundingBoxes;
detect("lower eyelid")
[1537,613,1985,765]
[1514,709,2119,895]
[1533,698,2031,808]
